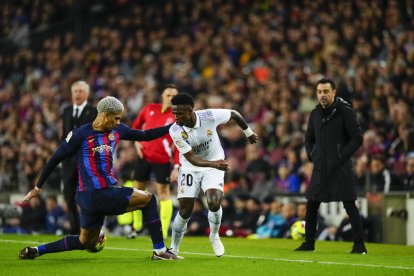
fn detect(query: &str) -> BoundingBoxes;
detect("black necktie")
[73,108,79,128]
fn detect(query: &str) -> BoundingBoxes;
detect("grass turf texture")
[1,235,414,275]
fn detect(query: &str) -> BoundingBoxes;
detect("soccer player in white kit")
[169,93,258,257]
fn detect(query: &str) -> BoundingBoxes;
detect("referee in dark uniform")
[62,81,97,234]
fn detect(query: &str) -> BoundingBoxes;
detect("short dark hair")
[171,93,194,107]
[316,78,336,90]
[163,84,178,91]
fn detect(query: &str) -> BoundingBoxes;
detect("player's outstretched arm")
[21,142,75,203]
[229,110,258,144]
[123,124,173,141]
[22,131,80,203]
[183,151,229,171]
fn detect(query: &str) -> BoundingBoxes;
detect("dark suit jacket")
[61,104,98,169]
[62,104,98,139]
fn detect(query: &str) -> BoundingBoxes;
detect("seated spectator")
[245,143,273,190]
[368,154,402,192]
[242,197,262,234]
[354,154,370,195]
[187,200,209,236]
[335,213,368,242]
[318,205,367,242]
[249,199,284,239]
[45,195,67,235]
[400,152,414,191]
[221,195,236,228]
[274,162,301,194]
[256,196,276,227]
[20,196,47,233]
[280,202,299,238]
[229,194,260,237]
[224,172,250,197]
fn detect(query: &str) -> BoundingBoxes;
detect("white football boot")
[210,235,225,257]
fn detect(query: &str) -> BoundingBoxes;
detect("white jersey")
[169,109,231,171]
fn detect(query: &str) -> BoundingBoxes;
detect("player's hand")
[247,133,258,144]
[21,188,40,203]
[134,141,143,158]
[213,160,229,171]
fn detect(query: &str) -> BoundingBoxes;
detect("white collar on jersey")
[182,112,201,131]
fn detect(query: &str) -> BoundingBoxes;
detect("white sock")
[208,207,222,239]
[170,213,189,253]
[154,247,167,255]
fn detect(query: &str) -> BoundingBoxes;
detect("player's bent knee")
[208,203,221,212]
[128,189,153,209]
[179,208,192,219]
[206,199,221,212]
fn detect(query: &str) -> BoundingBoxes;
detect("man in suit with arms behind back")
[62,80,98,234]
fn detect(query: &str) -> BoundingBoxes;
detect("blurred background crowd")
[1,0,414,242]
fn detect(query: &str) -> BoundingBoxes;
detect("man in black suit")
[62,80,97,234]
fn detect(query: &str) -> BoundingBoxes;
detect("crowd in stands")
[1,0,414,239]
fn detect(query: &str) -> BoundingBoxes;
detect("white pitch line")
[1,239,413,271]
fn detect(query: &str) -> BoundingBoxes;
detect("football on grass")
[290,220,306,240]
[87,230,107,253]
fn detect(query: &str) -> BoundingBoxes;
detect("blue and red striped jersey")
[36,123,171,191]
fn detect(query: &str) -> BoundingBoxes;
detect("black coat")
[305,97,363,202]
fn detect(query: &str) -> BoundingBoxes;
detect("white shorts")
[177,168,225,199]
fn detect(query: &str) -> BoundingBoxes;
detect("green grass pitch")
[1,234,414,275]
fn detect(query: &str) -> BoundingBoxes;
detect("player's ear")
[102,112,109,121]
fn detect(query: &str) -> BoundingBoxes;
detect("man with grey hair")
[19,96,181,260]
[62,80,97,235]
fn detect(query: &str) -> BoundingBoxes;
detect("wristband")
[174,164,180,169]
[243,127,254,137]
[34,186,40,192]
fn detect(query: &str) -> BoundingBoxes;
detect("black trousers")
[305,200,364,243]
[62,158,80,235]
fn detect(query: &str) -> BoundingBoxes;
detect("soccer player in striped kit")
[19,96,181,260]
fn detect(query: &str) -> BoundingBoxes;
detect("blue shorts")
[76,186,134,229]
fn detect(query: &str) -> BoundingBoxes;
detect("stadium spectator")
[400,152,414,191]
[249,198,284,239]
[186,199,209,236]
[44,194,67,235]
[20,196,47,233]
[368,154,403,192]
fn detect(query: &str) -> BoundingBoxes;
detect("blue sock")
[142,196,164,250]
[37,235,84,256]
